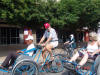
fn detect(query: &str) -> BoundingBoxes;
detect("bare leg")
[42,49,46,62]
[45,44,54,60]
[79,53,88,66]
[69,52,79,62]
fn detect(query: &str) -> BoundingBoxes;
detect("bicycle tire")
[57,54,76,71]
[64,45,74,58]
[49,54,64,73]
[12,61,39,75]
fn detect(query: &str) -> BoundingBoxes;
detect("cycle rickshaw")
[0,45,64,75]
[59,47,98,75]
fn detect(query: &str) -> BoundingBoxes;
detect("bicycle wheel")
[12,61,39,75]
[67,47,75,58]
[49,54,64,73]
[58,54,75,71]
[63,45,74,58]
[63,45,69,56]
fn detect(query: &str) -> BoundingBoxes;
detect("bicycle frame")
[63,44,75,58]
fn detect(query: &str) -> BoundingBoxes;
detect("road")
[0,68,77,75]
[0,48,78,75]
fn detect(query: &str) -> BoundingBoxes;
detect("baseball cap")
[44,23,50,29]
[25,35,34,40]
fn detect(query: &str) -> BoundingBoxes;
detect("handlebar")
[36,45,43,49]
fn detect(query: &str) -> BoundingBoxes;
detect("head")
[89,32,97,41]
[25,35,34,45]
[70,34,74,39]
[44,23,51,31]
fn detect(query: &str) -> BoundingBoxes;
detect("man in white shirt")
[39,23,58,62]
[25,35,35,56]
[0,35,35,69]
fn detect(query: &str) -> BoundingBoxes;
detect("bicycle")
[38,45,64,73]
[63,43,75,58]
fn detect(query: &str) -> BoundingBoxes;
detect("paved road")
[0,68,77,75]
[0,48,78,75]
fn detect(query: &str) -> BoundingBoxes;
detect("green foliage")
[0,0,100,29]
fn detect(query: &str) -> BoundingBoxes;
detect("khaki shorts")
[50,41,58,48]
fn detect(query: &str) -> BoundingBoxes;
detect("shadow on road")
[62,69,78,75]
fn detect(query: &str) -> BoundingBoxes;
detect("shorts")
[78,51,98,60]
[50,41,58,48]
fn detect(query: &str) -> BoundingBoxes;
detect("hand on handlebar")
[41,43,46,47]
[64,42,67,45]
[38,42,46,46]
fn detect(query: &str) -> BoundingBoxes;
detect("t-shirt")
[69,38,76,49]
[26,43,35,56]
[43,28,58,42]
[87,42,98,52]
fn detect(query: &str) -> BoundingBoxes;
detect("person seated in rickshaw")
[64,34,76,49]
[68,32,100,69]
[0,35,35,70]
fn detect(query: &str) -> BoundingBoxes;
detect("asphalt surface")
[0,46,80,75]
[0,68,77,75]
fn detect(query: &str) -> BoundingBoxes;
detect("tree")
[77,0,100,29]
[55,0,100,29]
[0,0,100,30]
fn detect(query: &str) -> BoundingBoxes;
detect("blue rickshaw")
[0,45,64,75]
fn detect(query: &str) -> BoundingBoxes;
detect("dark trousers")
[2,52,19,68]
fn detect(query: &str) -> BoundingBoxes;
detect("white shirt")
[26,43,35,56]
[87,42,98,52]
[43,28,58,42]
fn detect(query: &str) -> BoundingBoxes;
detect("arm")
[16,50,24,53]
[16,48,27,53]
[69,41,74,44]
[39,30,47,44]
[69,38,75,44]
[44,37,52,45]
[92,42,100,56]
[92,49,100,56]
[64,41,70,44]
[39,36,45,44]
